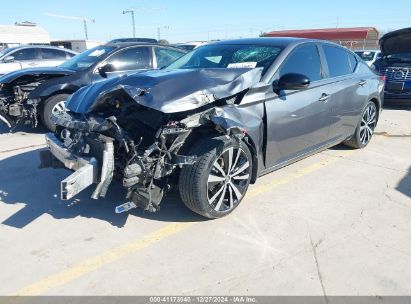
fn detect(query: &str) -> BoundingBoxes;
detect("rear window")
[323,45,352,77]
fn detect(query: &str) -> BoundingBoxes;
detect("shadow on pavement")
[0,149,204,229]
[383,102,411,111]
[396,167,411,200]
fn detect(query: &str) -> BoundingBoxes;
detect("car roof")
[210,37,308,47]
[4,45,77,54]
[104,42,187,51]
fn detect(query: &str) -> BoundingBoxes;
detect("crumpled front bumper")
[41,133,114,200]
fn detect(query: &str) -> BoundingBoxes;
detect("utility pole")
[157,26,169,41]
[123,7,166,38]
[45,13,94,40]
[123,10,136,38]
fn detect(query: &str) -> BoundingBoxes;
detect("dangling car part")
[41,38,383,219]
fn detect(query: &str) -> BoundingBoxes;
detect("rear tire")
[344,101,377,149]
[41,94,70,132]
[179,135,252,219]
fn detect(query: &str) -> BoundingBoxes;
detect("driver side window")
[279,44,322,82]
[105,47,152,71]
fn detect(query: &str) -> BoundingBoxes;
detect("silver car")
[41,38,384,219]
[0,46,77,75]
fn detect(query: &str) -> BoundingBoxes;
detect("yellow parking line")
[13,222,195,296]
[9,149,354,296]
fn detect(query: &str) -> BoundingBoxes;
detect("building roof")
[0,23,50,44]
[264,27,379,40]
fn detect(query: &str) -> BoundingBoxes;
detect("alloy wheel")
[207,147,251,212]
[359,103,377,145]
[51,100,67,116]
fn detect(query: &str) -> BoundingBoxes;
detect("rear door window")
[40,48,68,60]
[323,45,353,77]
[154,47,185,68]
[105,47,152,71]
[279,44,322,82]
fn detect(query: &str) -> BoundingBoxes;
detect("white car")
[0,46,77,75]
[355,50,382,67]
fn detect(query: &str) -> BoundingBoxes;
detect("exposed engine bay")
[0,71,71,128]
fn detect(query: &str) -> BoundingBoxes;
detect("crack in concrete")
[308,230,328,304]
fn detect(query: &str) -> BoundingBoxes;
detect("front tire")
[344,101,377,149]
[179,136,252,219]
[41,94,70,132]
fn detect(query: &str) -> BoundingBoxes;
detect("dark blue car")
[375,28,411,103]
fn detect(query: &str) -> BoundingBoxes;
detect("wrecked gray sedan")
[41,38,384,218]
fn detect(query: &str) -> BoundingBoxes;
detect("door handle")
[318,93,330,103]
[358,79,367,86]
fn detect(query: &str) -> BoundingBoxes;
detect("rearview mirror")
[3,56,15,63]
[98,63,115,78]
[274,73,310,92]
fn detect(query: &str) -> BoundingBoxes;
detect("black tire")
[179,135,252,219]
[41,94,70,132]
[344,101,377,149]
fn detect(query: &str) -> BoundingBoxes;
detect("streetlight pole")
[123,10,136,38]
[157,26,169,41]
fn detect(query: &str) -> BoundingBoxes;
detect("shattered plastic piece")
[115,202,137,214]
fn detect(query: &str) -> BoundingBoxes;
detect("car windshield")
[165,44,283,74]
[355,51,377,61]
[0,47,17,58]
[59,45,116,71]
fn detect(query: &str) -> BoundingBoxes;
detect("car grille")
[384,67,411,81]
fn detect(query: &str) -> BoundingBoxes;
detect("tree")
[159,39,169,45]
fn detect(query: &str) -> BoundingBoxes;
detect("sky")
[0,0,410,43]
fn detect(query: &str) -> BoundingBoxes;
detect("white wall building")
[0,22,50,49]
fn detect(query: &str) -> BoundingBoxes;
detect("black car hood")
[66,68,263,114]
[380,28,411,55]
[0,67,75,84]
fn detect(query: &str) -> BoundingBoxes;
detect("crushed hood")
[66,68,263,114]
[380,28,411,55]
[0,67,75,84]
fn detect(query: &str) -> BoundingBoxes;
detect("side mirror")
[274,73,310,92]
[3,56,15,63]
[98,63,115,78]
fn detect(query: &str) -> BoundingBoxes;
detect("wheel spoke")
[231,161,250,177]
[209,183,225,205]
[228,185,234,209]
[213,162,226,177]
[232,173,250,181]
[226,147,233,174]
[230,148,241,174]
[214,184,227,211]
[229,182,243,201]
[208,174,225,183]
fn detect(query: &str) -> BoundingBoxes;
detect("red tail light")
[380,75,386,82]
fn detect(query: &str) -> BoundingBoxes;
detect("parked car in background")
[0,42,186,131]
[374,28,411,103]
[173,41,208,51]
[41,38,383,219]
[109,38,158,44]
[355,50,381,67]
[0,45,77,75]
